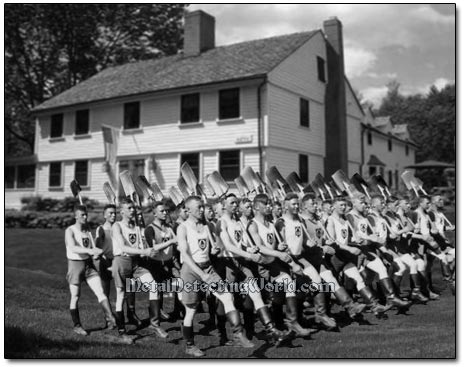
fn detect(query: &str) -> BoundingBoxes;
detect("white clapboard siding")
[37,84,260,162]
[348,161,361,177]
[266,33,326,156]
[203,151,218,179]
[264,147,324,183]
[242,148,260,171]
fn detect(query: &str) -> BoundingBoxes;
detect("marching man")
[177,196,254,357]
[65,205,116,336]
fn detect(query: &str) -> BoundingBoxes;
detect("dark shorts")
[257,258,291,282]
[112,256,152,289]
[147,258,181,283]
[302,246,329,272]
[180,262,224,306]
[222,257,257,283]
[329,249,357,274]
[66,258,99,285]
[93,256,113,282]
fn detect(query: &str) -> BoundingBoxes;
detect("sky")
[188,3,455,107]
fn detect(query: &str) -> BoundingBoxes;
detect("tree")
[374,81,456,188]
[5,4,188,156]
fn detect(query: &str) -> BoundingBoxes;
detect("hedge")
[20,196,99,212]
[5,210,101,229]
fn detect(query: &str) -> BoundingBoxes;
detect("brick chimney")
[184,10,215,56]
[323,17,348,177]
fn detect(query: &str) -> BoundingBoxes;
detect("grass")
[5,228,456,359]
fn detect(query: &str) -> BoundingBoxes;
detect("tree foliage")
[375,81,456,188]
[5,4,187,156]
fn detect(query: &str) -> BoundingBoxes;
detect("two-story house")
[6,10,416,208]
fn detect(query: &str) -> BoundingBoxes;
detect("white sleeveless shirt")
[329,216,349,245]
[66,226,92,260]
[282,217,304,256]
[113,221,142,257]
[220,216,243,258]
[181,221,210,263]
[304,216,325,246]
[253,219,277,249]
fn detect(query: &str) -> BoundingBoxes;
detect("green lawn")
[5,229,456,358]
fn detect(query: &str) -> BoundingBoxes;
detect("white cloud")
[344,47,377,78]
[360,86,389,108]
[408,77,455,95]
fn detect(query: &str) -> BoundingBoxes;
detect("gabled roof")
[366,154,386,167]
[33,30,319,112]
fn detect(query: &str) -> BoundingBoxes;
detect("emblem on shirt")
[382,223,387,232]
[295,226,302,237]
[198,238,207,250]
[316,228,323,238]
[82,237,90,248]
[360,223,367,233]
[129,233,137,244]
[234,230,242,242]
[267,233,275,245]
[341,229,348,239]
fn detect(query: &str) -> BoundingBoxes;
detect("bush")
[5,210,101,230]
[21,196,99,212]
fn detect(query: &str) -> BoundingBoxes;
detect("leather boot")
[419,271,440,300]
[284,297,314,337]
[409,274,428,303]
[126,293,142,328]
[334,288,366,319]
[271,303,285,330]
[226,310,254,348]
[256,306,290,346]
[313,292,337,329]
[183,325,205,357]
[441,262,452,281]
[242,308,255,340]
[379,278,411,310]
[99,299,116,330]
[358,286,391,316]
[114,311,134,344]
[217,314,231,346]
[148,300,168,338]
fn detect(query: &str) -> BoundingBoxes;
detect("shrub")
[20,196,99,212]
[5,210,101,230]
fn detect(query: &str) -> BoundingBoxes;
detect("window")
[219,88,240,120]
[367,131,372,145]
[405,144,409,156]
[124,102,140,130]
[379,166,384,178]
[181,93,200,123]
[6,166,15,189]
[50,113,63,138]
[299,154,309,183]
[395,170,399,189]
[75,161,89,187]
[118,159,145,196]
[181,153,200,179]
[49,162,62,187]
[369,166,376,176]
[317,56,326,82]
[17,164,35,189]
[388,170,393,187]
[388,138,392,152]
[219,150,240,182]
[75,109,89,135]
[300,98,309,127]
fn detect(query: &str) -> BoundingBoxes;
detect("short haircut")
[119,197,134,207]
[221,193,237,204]
[103,204,116,213]
[184,195,202,208]
[152,201,164,211]
[370,194,384,202]
[253,193,270,207]
[301,193,316,204]
[273,200,282,206]
[74,204,87,213]
[419,195,431,203]
[387,195,399,203]
[240,197,251,205]
[332,195,346,203]
[284,193,299,201]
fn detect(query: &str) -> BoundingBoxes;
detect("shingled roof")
[33,30,319,112]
